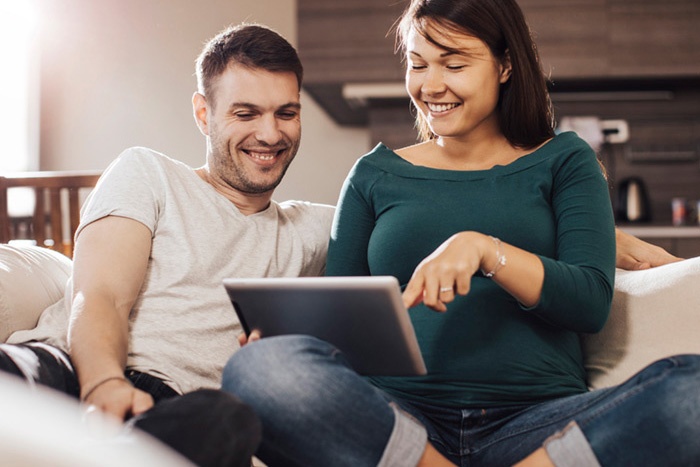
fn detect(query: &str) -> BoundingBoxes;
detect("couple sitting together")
[2,1,699,466]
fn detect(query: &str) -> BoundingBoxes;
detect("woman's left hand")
[402,232,489,312]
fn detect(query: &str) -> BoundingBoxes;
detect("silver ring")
[439,286,453,293]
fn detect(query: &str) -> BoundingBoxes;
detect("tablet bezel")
[223,276,426,376]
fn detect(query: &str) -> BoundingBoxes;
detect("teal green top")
[326,132,616,408]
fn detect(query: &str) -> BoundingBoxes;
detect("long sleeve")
[528,146,616,333]
[326,162,378,277]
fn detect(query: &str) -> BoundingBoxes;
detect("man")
[0,23,333,467]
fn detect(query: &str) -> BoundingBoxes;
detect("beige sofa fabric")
[0,244,71,341]
[583,256,700,389]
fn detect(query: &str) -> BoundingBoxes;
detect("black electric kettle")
[616,177,651,223]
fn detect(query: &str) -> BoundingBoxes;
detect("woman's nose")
[421,67,446,95]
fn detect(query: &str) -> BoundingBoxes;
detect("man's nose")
[255,114,283,144]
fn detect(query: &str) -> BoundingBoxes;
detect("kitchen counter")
[619,225,700,238]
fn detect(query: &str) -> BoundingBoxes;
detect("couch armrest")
[582,256,700,389]
[0,244,72,342]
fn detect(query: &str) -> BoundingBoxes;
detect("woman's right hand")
[402,232,488,312]
[403,231,544,311]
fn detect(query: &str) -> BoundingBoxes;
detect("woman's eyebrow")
[408,50,469,59]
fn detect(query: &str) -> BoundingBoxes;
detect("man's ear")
[499,50,512,84]
[192,92,210,136]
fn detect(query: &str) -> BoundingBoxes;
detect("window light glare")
[0,1,38,172]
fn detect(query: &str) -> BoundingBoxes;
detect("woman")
[223,1,700,466]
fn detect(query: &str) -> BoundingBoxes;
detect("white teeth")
[427,102,458,113]
[249,152,275,161]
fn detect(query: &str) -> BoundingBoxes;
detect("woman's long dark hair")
[396,0,555,149]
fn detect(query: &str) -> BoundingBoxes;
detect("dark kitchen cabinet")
[298,0,404,125]
[297,0,403,85]
[520,0,700,79]
[518,0,609,79]
[608,0,700,78]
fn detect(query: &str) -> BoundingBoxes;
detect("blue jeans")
[222,335,700,467]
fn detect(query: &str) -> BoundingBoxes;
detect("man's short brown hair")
[196,23,303,108]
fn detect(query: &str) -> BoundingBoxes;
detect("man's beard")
[209,133,299,195]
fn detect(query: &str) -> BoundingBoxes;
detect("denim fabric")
[222,335,427,467]
[0,342,261,467]
[544,422,600,467]
[222,335,700,467]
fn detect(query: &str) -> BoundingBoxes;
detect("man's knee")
[224,335,339,379]
[132,389,262,467]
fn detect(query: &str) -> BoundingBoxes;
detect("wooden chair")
[0,171,102,258]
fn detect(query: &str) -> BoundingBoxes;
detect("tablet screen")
[223,276,426,376]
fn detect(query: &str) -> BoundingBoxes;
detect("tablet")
[223,276,426,376]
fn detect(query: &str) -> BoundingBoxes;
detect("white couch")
[582,256,700,389]
[2,243,700,389]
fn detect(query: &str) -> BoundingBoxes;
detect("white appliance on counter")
[558,116,629,152]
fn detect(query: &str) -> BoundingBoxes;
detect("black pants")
[0,342,261,467]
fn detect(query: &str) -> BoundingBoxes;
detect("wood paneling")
[519,0,609,78]
[298,0,404,84]
[608,0,700,77]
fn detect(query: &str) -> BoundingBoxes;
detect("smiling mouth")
[242,149,285,161]
[426,102,460,113]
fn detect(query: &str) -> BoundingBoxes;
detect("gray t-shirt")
[9,147,335,393]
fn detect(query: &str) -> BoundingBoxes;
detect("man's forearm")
[68,216,153,397]
[68,291,154,420]
[68,293,131,398]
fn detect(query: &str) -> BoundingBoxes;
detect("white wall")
[38,0,369,205]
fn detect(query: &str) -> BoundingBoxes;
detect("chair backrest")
[0,171,102,258]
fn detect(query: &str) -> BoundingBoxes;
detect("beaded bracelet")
[481,236,507,278]
[80,375,130,402]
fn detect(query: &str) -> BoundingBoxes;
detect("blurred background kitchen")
[2,0,699,255]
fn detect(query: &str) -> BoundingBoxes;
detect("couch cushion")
[0,244,71,342]
[582,256,700,389]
